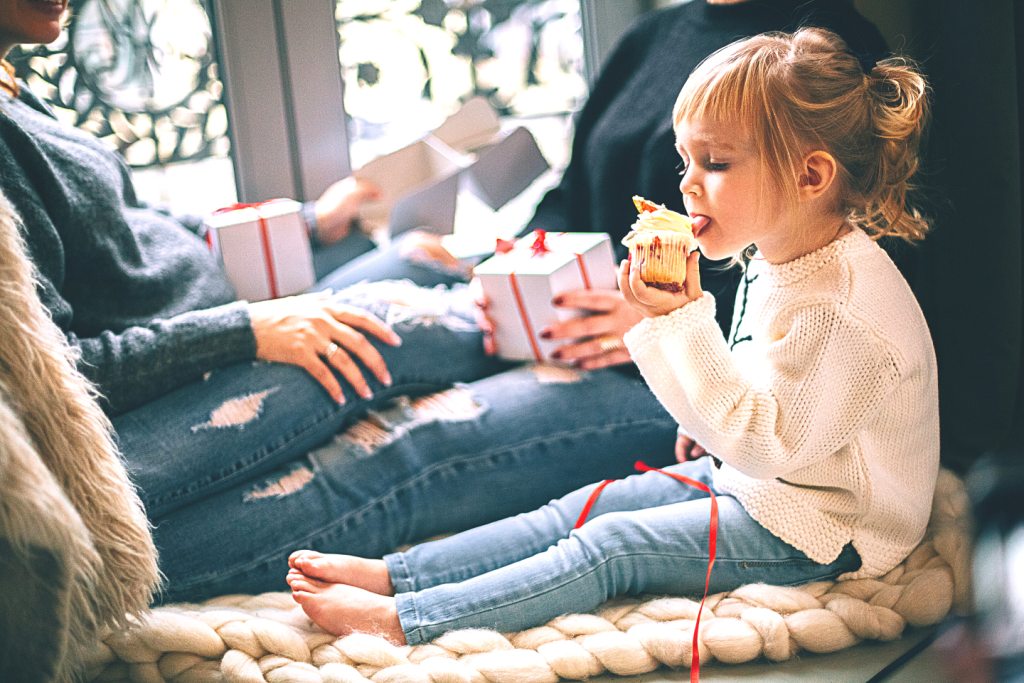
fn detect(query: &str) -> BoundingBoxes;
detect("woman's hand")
[468,278,499,356]
[313,177,381,244]
[675,433,707,463]
[248,292,401,403]
[619,251,703,318]
[397,231,464,273]
[538,288,643,370]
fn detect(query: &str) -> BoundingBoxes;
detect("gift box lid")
[205,198,303,229]
[474,232,612,276]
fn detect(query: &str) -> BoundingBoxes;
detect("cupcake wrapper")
[631,234,690,287]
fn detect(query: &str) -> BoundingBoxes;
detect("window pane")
[7,0,236,213]
[336,0,585,170]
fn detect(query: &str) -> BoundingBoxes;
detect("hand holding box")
[203,198,315,301]
[474,231,617,362]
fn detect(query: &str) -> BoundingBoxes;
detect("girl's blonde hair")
[673,27,930,242]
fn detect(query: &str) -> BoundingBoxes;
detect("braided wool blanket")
[84,468,970,682]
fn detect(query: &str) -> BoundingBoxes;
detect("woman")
[1,0,887,602]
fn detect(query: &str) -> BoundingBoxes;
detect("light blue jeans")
[114,251,678,603]
[385,457,862,645]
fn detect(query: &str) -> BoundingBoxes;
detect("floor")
[587,627,948,682]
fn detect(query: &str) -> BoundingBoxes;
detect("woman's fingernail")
[336,394,346,405]
[552,296,565,306]
[540,329,552,340]
[382,373,393,387]
[551,349,563,360]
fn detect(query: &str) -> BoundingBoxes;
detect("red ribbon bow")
[530,229,550,256]
[212,199,285,214]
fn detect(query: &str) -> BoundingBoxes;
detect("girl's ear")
[797,150,838,201]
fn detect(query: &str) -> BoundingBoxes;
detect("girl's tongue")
[690,215,711,236]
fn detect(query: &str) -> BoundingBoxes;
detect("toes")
[288,549,321,569]
[288,576,328,594]
[299,557,331,578]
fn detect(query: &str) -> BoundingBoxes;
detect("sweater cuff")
[624,293,717,358]
[176,300,258,368]
[301,201,319,246]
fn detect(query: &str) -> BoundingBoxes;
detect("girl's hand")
[313,177,381,244]
[675,433,707,463]
[539,288,642,370]
[618,250,703,318]
[248,292,402,403]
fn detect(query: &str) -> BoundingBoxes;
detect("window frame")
[207,0,649,203]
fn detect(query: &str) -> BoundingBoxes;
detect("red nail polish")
[552,296,565,306]
[540,329,552,340]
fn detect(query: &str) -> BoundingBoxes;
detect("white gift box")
[474,231,618,362]
[353,97,549,238]
[203,198,315,301]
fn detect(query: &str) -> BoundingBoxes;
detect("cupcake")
[621,196,698,292]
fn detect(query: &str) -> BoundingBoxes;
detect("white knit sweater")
[624,229,939,579]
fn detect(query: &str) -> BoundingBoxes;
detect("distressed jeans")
[113,276,678,603]
[385,457,863,644]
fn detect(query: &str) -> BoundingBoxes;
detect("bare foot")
[287,550,394,596]
[290,577,405,644]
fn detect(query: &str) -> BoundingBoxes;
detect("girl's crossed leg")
[286,458,861,644]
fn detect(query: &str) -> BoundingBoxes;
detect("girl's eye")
[705,160,729,172]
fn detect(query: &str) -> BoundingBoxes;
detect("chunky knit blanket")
[84,468,970,682]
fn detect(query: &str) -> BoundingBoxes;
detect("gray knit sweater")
[0,87,256,415]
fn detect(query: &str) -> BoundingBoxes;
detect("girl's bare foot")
[290,577,405,644]
[287,550,394,596]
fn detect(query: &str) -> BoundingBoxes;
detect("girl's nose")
[681,179,702,198]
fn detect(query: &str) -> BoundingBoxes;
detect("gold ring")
[597,336,623,354]
[324,342,340,361]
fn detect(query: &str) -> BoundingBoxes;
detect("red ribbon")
[210,200,287,299]
[495,238,516,254]
[574,460,718,682]
[530,229,550,256]
[508,272,543,362]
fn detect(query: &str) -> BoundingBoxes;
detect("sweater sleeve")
[624,294,901,479]
[523,12,655,237]
[69,303,256,416]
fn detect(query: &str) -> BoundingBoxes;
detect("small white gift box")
[474,231,617,362]
[203,198,315,301]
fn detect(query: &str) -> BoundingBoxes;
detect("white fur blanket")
[84,468,970,682]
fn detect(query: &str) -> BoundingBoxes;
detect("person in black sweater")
[327,0,887,366]
[1,0,888,602]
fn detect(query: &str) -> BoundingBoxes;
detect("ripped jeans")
[113,269,678,603]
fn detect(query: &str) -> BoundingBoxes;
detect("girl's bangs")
[673,53,758,128]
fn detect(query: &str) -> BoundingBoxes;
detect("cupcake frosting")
[622,195,698,251]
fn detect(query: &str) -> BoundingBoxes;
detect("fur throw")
[0,190,159,682]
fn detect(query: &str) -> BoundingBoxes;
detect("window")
[335,0,586,170]
[8,0,237,213]
[9,1,645,226]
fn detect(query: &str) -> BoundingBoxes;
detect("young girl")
[284,27,939,646]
